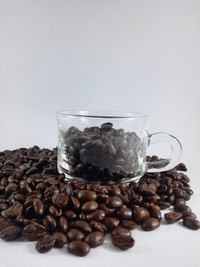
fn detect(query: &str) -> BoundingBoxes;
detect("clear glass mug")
[57,110,182,183]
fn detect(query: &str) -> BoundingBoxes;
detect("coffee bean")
[112,227,131,237]
[67,228,85,241]
[121,220,137,230]
[52,192,68,208]
[104,217,120,231]
[23,223,46,241]
[133,207,150,224]
[106,197,123,208]
[90,220,107,233]
[157,201,171,210]
[82,201,98,213]
[36,235,55,253]
[141,218,160,231]
[78,190,97,202]
[52,232,67,248]
[174,198,186,206]
[85,231,105,247]
[112,235,135,250]
[59,216,68,233]
[183,217,200,230]
[72,220,92,234]
[33,199,44,215]
[68,240,90,257]
[86,209,106,221]
[118,207,132,220]
[174,204,192,216]
[0,225,22,241]
[176,163,187,171]
[164,212,183,224]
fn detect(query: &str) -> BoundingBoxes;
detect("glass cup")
[57,110,182,183]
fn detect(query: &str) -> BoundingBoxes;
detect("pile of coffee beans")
[60,123,145,182]
[0,146,199,257]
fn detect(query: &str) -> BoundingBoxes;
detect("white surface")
[0,0,200,266]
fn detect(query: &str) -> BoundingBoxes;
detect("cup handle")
[147,132,182,172]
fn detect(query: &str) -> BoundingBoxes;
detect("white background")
[0,0,200,266]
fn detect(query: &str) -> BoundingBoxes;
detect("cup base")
[57,163,145,184]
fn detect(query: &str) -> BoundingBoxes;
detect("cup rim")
[57,110,149,119]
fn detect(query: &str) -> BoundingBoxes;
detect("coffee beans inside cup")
[0,146,199,257]
[58,123,147,182]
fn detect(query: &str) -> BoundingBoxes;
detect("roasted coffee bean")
[133,207,150,224]
[43,215,57,232]
[106,197,123,208]
[121,220,137,230]
[67,228,85,241]
[72,220,92,234]
[49,205,62,217]
[23,223,46,241]
[90,220,107,233]
[52,232,67,248]
[81,201,98,213]
[112,227,131,237]
[68,240,90,257]
[36,235,55,253]
[176,163,187,171]
[112,235,135,250]
[33,199,44,215]
[86,209,106,221]
[183,217,200,230]
[0,225,22,241]
[164,212,183,224]
[157,201,171,210]
[64,210,77,220]
[70,197,81,210]
[52,192,68,208]
[104,217,120,231]
[141,218,160,231]
[118,207,132,220]
[84,231,105,247]
[78,190,97,202]
[174,204,192,216]
[59,216,68,233]
[147,204,161,221]
[0,218,13,231]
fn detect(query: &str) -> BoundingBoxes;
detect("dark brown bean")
[112,227,131,237]
[68,240,90,257]
[52,232,67,248]
[78,190,97,202]
[112,235,135,250]
[174,204,192,216]
[36,235,55,253]
[23,223,46,241]
[104,217,120,231]
[118,207,132,220]
[183,217,200,230]
[141,218,160,231]
[86,209,106,221]
[85,231,105,247]
[72,220,92,234]
[59,216,68,233]
[164,212,183,224]
[90,220,107,233]
[67,228,85,241]
[82,201,98,213]
[106,197,123,208]
[121,220,137,230]
[133,207,150,223]
[0,225,22,241]
[33,199,44,215]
